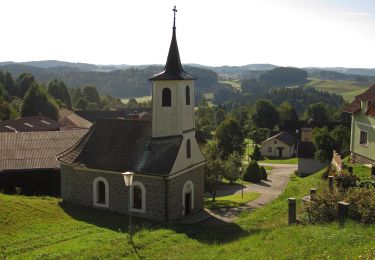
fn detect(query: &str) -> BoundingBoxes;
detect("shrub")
[251,145,262,161]
[260,166,267,180]
[243,160,261,183]
[335,173,359,191]
[345,187,375,224]
[356,176,375,188]
[303,189,342,223]
[223,152,242,184]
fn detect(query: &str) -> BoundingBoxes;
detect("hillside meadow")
[1,168,374,259]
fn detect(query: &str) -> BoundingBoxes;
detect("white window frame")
[359,130,368,146]
[182,180,194,216]
[130,181,146,213]
[268,146,272,153]
[93,177,109,208]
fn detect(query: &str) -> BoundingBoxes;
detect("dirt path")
[201,163,297,224]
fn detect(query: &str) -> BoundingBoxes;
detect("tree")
[215,117,245,159]
[127,98,138,108]
[71,87,84,108]
[0,97,18,120]
[248,126,270,145]
[82,86,100,109]
[260,166,267,180]
[304,102,329,122]
[277,101,298,124]
[251,99,279,130]
[0,71,18,97]
[251,145,262,161]
[223,152,242,184]
[243,160,261,183]
[312,127,336,162]
[21,84,59,120]
[76,98,88,111]
[202,141,225,201]
[47,79,72,108]
[17,73,36,97]
[331,125,351,157]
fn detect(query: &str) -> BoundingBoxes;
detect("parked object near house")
[0,116,60,133]
[343,84,375,165]
[0,130,87,195]
[261,131,296,158]
[57,10,205,222]
[297,142,328,177]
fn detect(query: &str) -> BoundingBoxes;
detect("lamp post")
[122,172,134,243]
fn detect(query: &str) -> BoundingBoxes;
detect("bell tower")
[149,6,196,138]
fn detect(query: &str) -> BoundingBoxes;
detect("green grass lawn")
[219,80,241,90]
[259,157,298,164]
[204,192,259,209]
[342,157,371,178]
[1,168,374,259]
[304,78,369,102]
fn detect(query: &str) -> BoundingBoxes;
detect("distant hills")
[0,60,374,98]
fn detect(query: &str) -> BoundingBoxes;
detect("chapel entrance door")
[277,147,283,157]
[185,192,191,216]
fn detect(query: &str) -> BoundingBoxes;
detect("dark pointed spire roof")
[149,6,195,81]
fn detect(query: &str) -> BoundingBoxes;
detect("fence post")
[371,166,375,177]
[310,188,316,200]
[328,176,334,191]
[338,201,349,227]
[288,198,296,225]
[348,167,353,174]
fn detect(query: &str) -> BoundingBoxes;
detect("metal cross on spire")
[173,6,177,29]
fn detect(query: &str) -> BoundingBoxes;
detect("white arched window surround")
[130,181,146,213]
[182,180,194,215]
[93,177,109,208]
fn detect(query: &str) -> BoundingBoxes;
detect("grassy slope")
[305,78,369,102]
[1,169,374,259]
[259,157,298,164]
[204,192,259,209]
[121,95,152,104]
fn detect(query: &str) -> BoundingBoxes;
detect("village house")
[0,130,87,195]
[261,131,296,158]
[344,84,375,165]
[0,115,60,133]
[57,10,205,222]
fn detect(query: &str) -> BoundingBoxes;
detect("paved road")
[201,163,297,224]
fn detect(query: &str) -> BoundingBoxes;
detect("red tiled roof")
[342,100,361,114]
[355,84,375,100]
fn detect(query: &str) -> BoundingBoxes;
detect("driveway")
[201,163,297,224]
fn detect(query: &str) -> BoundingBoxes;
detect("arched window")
[93,177,109,208]
[185,86,190,105]
[97,181,106,204]
[130,181,146,213]
[182,180,194,216]
[186,139,191,159]
[162,88,171,107]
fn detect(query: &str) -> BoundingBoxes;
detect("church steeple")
[150,6,194,81]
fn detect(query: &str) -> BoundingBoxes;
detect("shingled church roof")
[149,6,194,81]
[57,119,182,175]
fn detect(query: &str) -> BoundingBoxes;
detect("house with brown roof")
[58,108,93,130]
[261,131,296,158]
[0,116,60,133]
[344,83,375,165]
[0,130,87,195]
[57,10,205,222]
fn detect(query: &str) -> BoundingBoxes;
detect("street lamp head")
[122,171,134,187]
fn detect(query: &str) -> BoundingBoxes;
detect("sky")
[1,0,375,68]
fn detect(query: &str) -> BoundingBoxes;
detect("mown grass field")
[259,157,298,165]
[219,80,242,90]
[1,168,374,259]
[121,95,152,104]
[305,78,369,102]
[204,192,259,209]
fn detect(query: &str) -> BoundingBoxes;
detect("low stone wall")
[351,153,375,165]
[298,158,328,177]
